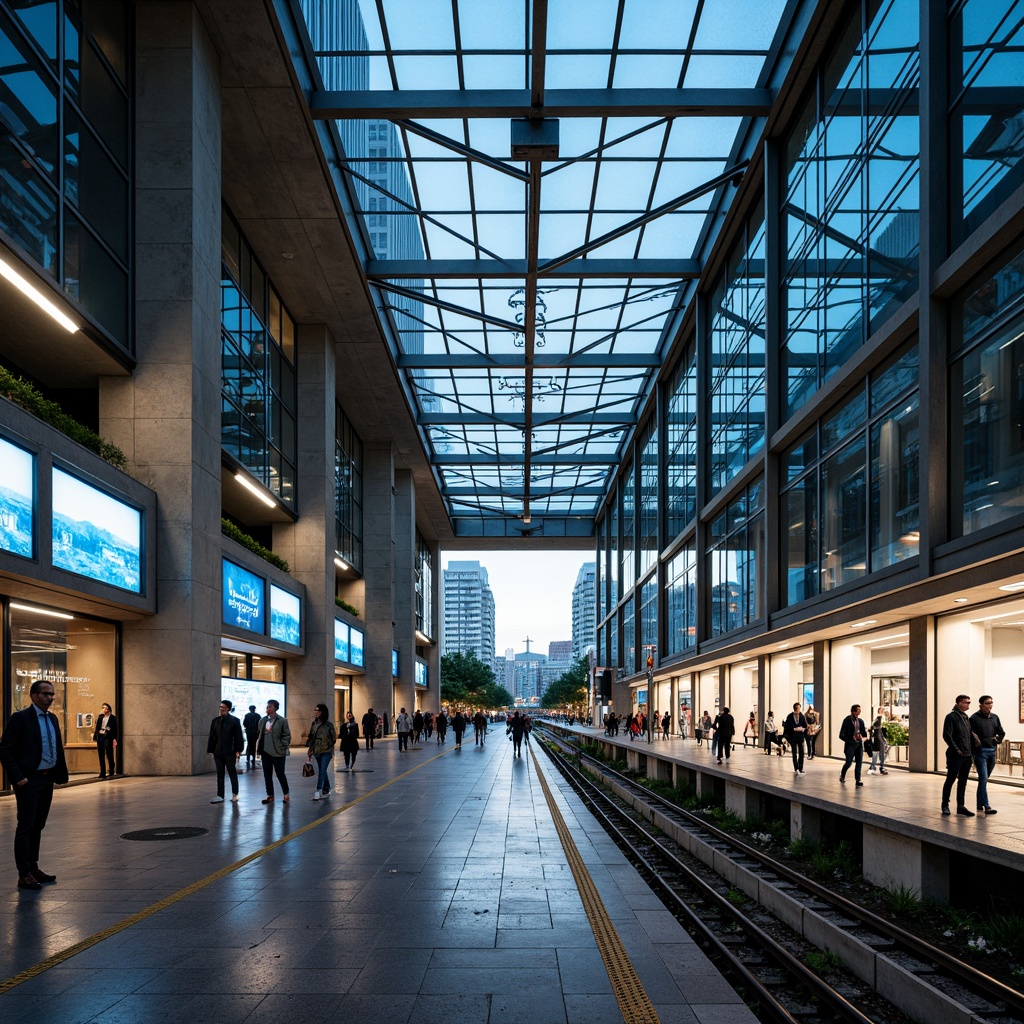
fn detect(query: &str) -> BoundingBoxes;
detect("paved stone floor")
[0,732,756,1024]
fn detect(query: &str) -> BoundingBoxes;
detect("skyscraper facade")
[572,562,597,661]
[442,561,496,672]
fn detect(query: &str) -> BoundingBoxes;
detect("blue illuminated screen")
[334,619,349,662]
[222,559,265,633]
[0,437,34,558]
[392,649,399,678]
[350,626,364,668]
[415,660,427,687]
[270,585,301,646]
[52,468,142,593]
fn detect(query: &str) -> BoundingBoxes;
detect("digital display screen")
[269,585,301,646]
[334,619,349,662]
[0,437,34,558]
[415,660,427,687]
[52,468,142,593]
[350,626,364,668]
[392,649,399,678]
[222,559,265,633]
[220,678,286,719]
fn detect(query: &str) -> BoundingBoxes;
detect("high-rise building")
[572,563,597,661]
[548,640,573,662]
[442,561,496,672]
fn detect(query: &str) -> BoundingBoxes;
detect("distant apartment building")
[548,640,573,662]
[442,561,496,672]
[572,562,597,660]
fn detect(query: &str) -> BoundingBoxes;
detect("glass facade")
[666,543,697,656]
[781,0,919,417]
[952,1,1024,243]
[953,246,1024,535]
[221,209,298,507]
[335,405,363,572]
[783,344,919,604]
[0,0,131,346]
[415,532,434,639]
[709,212,766,495]
[708,478,765,636]
[666,345,698,540]
[638,420,657,578]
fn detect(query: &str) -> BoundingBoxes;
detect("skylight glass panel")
[594,161,658,211]
[463,55,526,89]
[612,54,686,88]
[545,53,613,89]
[457,0,527,49]
[617,0,699,49]
[380,0,457,49]
[392,55,461,89]
[692,0,788,49]
[682,55,768,89]
[547,0,620,49]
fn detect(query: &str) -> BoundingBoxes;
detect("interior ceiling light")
[235,471,277,508]
[0,254,78,333]
[998,581,1024,592]
[953,597,969,603]
[10,602,74,620]
[849,619,877,629]
[334,556,348,570]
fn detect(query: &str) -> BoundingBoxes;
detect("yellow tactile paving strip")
[530,746,662,1024]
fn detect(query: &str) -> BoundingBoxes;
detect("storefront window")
[10,603,116,775]
[936,602,1023,779]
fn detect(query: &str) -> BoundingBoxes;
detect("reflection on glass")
[666,544,697,655]
[821,439,867,590]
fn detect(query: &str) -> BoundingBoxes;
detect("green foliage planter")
[0,365,128,470]
[220,518,290,573]
[335,597,360,617]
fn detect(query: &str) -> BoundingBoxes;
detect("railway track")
[538,726,1024,1024]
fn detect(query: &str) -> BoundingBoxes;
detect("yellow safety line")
[530,746,662,1024]
[0,748,451,995]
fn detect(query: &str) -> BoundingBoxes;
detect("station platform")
[561,724,1024,904]
[0,733,757,1024]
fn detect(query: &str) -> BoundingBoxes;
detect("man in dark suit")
[242,704,260,769]
[207,699,244,803]
[839,704,868,786]
[0,680,69,890]
[93,702,118,778]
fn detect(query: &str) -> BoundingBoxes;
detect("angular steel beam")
[398,352,663,368]
[310,87,773,120]
[366,258,700,279]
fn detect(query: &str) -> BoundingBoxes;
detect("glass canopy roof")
[296,0,792,538]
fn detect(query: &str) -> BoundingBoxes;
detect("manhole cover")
[120,826,209,841]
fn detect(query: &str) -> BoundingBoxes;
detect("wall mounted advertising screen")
[349,626,364,668]
[392,649,399,678]
[0,437,34,558]
[415,660,427,687]
[269,585,301,646]
[222,559,265,633]
[221,678,286,719]
[334,619,349,662]
[52,467,142,592]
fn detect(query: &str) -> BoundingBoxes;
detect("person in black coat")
[838,704,868,786]
[452,710,467,748]
[93,702,118,778]
[783,702,808,775]
[242,704,261,769]
[339,711,361,770]
[712,707,735,764]
[507,710,526,757]
[207,699,244,803]
[361,708,378,750]
[0,680,69,890]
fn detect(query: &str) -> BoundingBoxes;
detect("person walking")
[339,711,360,771]
[361,708,378,750]
[413,709,424,744]
[742,712,757,747]
[306,703,336,799]
[94,702,118,778]
[243,704,260,769]
[661,711,671,740]
[804,705,819,759]
[207,699,244,803]
[698,710,712,747]
[838,704,867,786]
[970,695,1004,815]
[524,716,533,746]
[474,709,487,746]
[712,707,735,764]
[941,694,975,816]
[763,711,778,754]
[452,710,467,748]
[507,710,526,757]
[867,707,890,776]
[0,680,68,890]
[783,702,807,775]
[436,710,448,744]
[395,707,412,752]
[257,699,291,804]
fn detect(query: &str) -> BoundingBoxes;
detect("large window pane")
[784,475,818,604]
[666,543,696,655]
[64,213,127,343]
[822,438,867,589]
[870,394,919,568]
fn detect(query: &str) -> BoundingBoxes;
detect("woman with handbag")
[805,705,819,759]
[306,703,337,800]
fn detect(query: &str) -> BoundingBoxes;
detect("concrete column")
[393,469,416,718]
[790,802,822,843]
[100,2,222,775]
[272,323,336,723]
[360,446,395,725]
[908,616,935,772]
[862,824,948,901]
[725,781,759,821]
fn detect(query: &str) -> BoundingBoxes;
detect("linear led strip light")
[0,253,78,333]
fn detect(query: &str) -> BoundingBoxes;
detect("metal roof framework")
[298,0,800,539]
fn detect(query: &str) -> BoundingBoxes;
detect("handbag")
[863,738,874,756]
[302,757,315,778]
